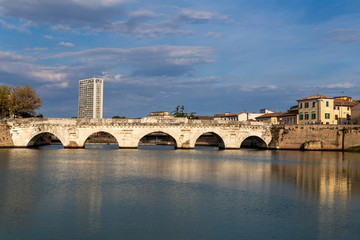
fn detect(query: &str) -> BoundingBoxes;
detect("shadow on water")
[84,143,120,150]
[33,145,64,150]
[138,145,176,150]
[194,146,220,151]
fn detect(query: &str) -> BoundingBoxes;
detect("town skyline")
[1,0,360,118]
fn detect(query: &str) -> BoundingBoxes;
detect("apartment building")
[78,78,103,119]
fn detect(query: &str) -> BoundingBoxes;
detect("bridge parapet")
[4,118,272,149]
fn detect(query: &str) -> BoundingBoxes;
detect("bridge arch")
[240,135,268,149]
[79,129,121,148]
[191,131,226,149]
[27,131,65,147]
[194,132,225,149]
[137,130,178,149]
[83,131,119,148]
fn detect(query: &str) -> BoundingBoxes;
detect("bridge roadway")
[6,118,272,149]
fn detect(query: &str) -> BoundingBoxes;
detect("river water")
[0,145,359,240]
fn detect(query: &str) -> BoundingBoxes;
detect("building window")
[311,113,316,119]
[312,102,315,108]
[335,115,338,120]
[305,102,309,108]
[325,113,330,119]
[326,101,329,107]
[305,113,309,120]
[300,103,303,108]
[299,114,303,120]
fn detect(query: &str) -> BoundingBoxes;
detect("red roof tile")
[297,95,333,101]
[334,99,358,107]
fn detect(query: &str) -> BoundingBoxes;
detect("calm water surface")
[0,145,360,240]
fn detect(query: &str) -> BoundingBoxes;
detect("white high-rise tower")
[78,78,103,118]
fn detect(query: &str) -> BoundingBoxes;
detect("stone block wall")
[0,124,14,147]
[269,125,360,150]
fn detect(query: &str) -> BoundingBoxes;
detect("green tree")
[10,85,42,118]
[112,116,126,119]
[0,84,11,118]
[172,105,197,119]
[188,112,198,119]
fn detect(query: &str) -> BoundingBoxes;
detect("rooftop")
[256,113,284,119]
[334,99,358,107]
[297,95,333,101]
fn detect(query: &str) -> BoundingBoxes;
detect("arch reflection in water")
[84,131,119,149]
[240,136,267,149]
[27,132,64,148]
[138,131,177,150]
[195,132,225,150]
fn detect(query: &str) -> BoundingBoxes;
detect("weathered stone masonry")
[0,124,14,147]
[1,118,360,150]
[269,125,360,150]
[0,118,272,149]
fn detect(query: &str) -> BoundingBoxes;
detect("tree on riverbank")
[0,85,11,118]
[0,84,42,118]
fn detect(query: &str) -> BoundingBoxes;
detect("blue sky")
[1,0,360,118]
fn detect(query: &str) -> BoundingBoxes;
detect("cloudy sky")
[1,0,360,118]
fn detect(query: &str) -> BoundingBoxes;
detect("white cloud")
[206,32,222,39]
[0,1,231,38]
[236,84,279,92]
[30,70,68,82]
[0,51,34,61]
[48,45,215,76]
[44,35,53,39]
[42,81,69,89]
[325,82,355,89]
[327,28,360,42]
[59,41,75,47]
[101,72,124,82]
[25,47,48,51]
[0,19,30,32]
[72,0,130,7]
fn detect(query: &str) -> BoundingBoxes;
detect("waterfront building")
[333,96,358,124]
[297,95,335,124]
[256,107,298,124]
[214,112,238,121]
[351,102,360,124]
[297,95,357,125]
[214,110,274,121]
[255,113,283,124]
[78,78,103,119]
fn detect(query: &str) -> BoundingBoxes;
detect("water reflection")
[0,148,359,239]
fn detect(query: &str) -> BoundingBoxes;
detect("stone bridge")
[5,118,272,149]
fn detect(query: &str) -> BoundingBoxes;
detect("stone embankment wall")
[0,124,14,147]
[269,125,360,150]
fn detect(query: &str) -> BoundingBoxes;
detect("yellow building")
[255,113,283,124]
[333,96,358,124]
[297,95,335,124]
[351,102,360,124]
[297,95,358,125]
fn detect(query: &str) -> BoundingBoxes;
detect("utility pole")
[340,91,344,125]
